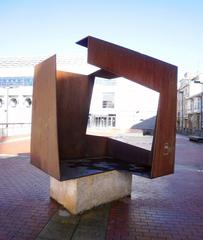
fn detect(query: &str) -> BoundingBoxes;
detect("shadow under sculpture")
[31,36,177,182]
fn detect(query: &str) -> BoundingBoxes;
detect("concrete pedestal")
[50,171,132,214]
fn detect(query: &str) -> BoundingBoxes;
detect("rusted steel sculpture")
[31,36,177,180]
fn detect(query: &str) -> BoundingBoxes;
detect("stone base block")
[50,171,132,214]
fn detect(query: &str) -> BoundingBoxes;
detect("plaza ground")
[0,134,203,240]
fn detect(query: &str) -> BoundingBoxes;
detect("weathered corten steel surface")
[56,71,94,160]
[31,36,177,180]
[77,36,177,178]
[31,55,60,180]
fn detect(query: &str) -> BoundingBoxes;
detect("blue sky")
[1,0,203,78]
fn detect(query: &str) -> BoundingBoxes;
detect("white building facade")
[0,57,159,136]
[0,85,32,136]
[177,72,203,132]
[89,77,159,130]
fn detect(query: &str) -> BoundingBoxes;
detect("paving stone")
[0,154,59,240]
[37,209,80,240]
[37,204,110,240]
[106,135,203,240]
[0,134,203,240]
[71,204,111,240]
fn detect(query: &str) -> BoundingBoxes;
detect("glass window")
[102,92,115,108]
[24,97,32,107]
[0,98,3,107]
[9,98,18,108]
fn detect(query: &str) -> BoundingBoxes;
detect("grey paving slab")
[72,204,111,240]
[36,204,111,240]
[36,210,80,240]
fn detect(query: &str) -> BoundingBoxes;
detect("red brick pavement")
[0,134,203,240]
[107,135,203,240]
[0,135,30,155]
[0,155,59,240]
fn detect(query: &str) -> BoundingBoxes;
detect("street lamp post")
[201,93,203,129]
[193,80,203,131]
[199,92,203,130]
[5,86,13,129]
[5,87,9,128]
[179,90,184,131]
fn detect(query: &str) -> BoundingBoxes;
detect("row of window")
[0,77,33,87]
[187,96,203,113]
[88,114,116,128]
[102,92,115,108]
[0,97,32,108]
